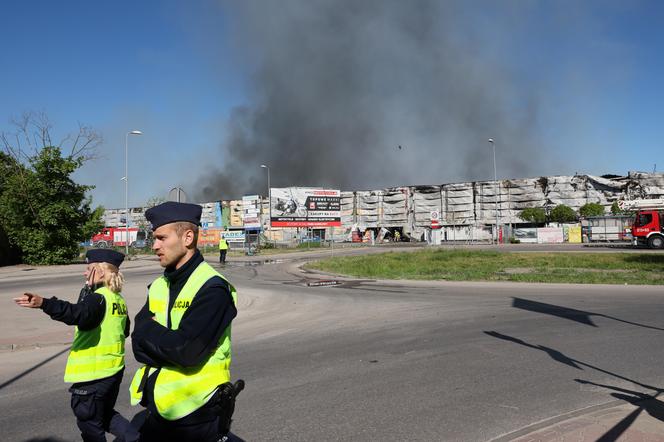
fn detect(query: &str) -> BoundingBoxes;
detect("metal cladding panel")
[546,191,588,200]
[382,206,407,214]
[445,189,474,198]
[358,216,378,227]
[586,175,627,191]
[511,201,547,210]
[504,187,543,196]
[447,196,474,204]
[341,200,354,211]
[506,193,547,203]
[641,186,664,196]
[628,172,664,183]
[413,192,440,201]
[546,198,592,209]
[412,185,441,193]
[382,189,407,203]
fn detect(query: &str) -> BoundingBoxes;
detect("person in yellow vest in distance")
[219,234,229,264]
[130,201,239,442]
[14,249,138,442]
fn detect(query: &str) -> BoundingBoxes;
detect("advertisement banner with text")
[270,187,341,227]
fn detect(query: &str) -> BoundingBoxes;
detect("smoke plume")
[195,0,552,201]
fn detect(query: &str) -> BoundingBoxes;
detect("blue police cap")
[145,201,202,230]
[86,249,125,268]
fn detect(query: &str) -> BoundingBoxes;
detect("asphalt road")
[1,246,663,441]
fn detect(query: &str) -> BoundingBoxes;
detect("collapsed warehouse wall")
[626,172,664,199]
[410,186,441,234]
[99,172,664,241]
[356,190,381,228]
[382,187,409,227]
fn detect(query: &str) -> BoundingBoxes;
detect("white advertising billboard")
[270,187,341,227]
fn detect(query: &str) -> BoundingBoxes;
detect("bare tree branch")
[69,122,102,161]
[4,111,102,162]
[0,129,46,230]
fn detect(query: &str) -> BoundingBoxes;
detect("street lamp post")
[260,164,271,228]
[125,130,142,256]
[488,138,499,244]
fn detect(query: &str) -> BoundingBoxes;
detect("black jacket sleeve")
[132,277,237,369]
[131,295,169,367]
[40,291,105,331]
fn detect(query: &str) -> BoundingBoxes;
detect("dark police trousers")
[219,249,227,264]
[139,411,221,442]
[138,380,245,442]
[69,368,139,442]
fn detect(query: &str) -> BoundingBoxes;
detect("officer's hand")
[14,293,44,308]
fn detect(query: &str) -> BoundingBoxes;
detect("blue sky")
[1,1,663,208]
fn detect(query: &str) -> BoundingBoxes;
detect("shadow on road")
[512,297,664,331]
[0,346,70,391]
[576,379,664,442]
[484,331,664,440]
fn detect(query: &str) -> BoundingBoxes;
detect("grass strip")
[305,250,664,285]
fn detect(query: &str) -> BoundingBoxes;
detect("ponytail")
[97,262,124,293]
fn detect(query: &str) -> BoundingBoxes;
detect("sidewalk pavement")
[0,243,397,282]
[0,256,159,282]
[495,399,664,442]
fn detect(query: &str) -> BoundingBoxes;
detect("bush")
[611,201,624,215]
[261,241,276,249]
[549,204,578,223]
[579,203,605,218]
[519,207,546,224]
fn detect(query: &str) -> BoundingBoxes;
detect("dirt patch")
[500,268,534,275]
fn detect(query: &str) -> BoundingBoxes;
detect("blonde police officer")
[14,249,138,442]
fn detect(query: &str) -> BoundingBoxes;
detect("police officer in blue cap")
[129,202,239,442]
[14,249,138,442]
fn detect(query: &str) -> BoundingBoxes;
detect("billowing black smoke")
[195,0,550,201]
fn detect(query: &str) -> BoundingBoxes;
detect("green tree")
[0,113,103,264]
[0,153,22,265]
[549,204,578,223]
[611,201,624,215]
[518,207,547,224]
[579,202,605,218]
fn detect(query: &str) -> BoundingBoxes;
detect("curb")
[489,400,624,442]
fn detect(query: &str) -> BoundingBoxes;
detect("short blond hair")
[93,262,124,293]
[174,221,199,248]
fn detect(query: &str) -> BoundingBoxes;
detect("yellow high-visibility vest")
[64,286,127,383]
[130,261,237,421]
[219,238,229,250]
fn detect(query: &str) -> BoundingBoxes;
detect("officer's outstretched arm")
[14,293,43,308]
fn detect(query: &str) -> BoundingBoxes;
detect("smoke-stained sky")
[195,0,554,200]
[2,0,663,207]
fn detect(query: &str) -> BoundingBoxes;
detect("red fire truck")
[619,199,664,248]
[91,227,147,248]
